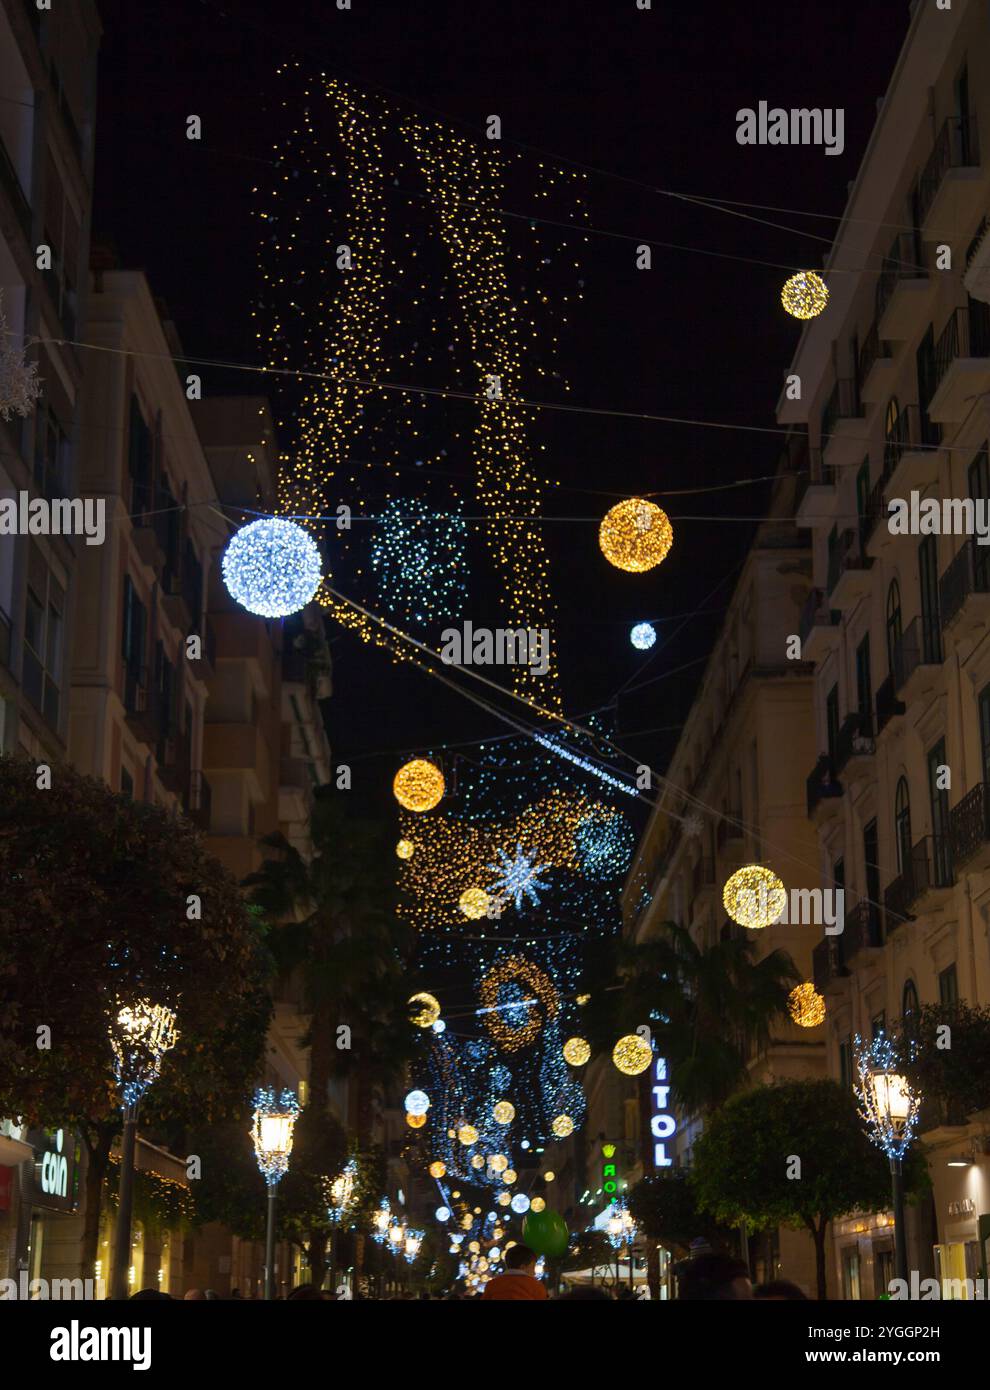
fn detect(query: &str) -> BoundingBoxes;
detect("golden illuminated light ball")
[551,1114,574,1138]
[473,1206,482,1215]
[393,758,445,813]
[599,499,674,574]
[788,982,827,1028]
[406,1112,426,1129]
[612,1034,653,1076]
[459,887,490,920]
[468,1240,480,1253]
[471,1154,485,1169]
[531,1197,546,1212]
[396,839,414,860]
[492,1101,515,1125]
[489,1154,508,1173]
[477,1257,489,1273]
[543,1171,555,1183]
[497,1191,511,1207]
[461,1214,473,1229]
[562,1037,590,1067]
[576,993,591,1006]
[457,1124,479,1146]
[502,1169,517,1185]
[428,1161,446,1179]
[781,270,829,321]
[408,992,440,1028]
[723,864,787,930]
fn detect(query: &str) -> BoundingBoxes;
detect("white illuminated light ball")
[404,1089,430,1116]
[510,1194,531,1214]
[432,1019,446,1034]
[435,1206,451,1222]
[630,621,657,651]
[222,518,322,618]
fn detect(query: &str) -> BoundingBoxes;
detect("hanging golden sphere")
[460,1213,473,1229]
[457,1124,479,1146]
[393,759,445,812]
[471,1153,485,1169]
[780,270,829,320]
[543,1171,555,1183]
[396,838,414,860]
[788,982,826,1028]
[459,887,490,919]
[612,1034,653,1076]
[599,499,673,573]
[551,1114,574,1138]
[497,1191,511,1206]
[408,992,441,1028]
[502,1169,517,1185]
[406,1112,426,1129]
[723,864,786,929]
[562,1037,590,1067]
[428,1160,446,1178]
[492,1101,515,1124]
[531,1196,546,1212]
[490,1153,509,1173]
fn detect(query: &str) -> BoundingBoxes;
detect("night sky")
[91,0,908,810]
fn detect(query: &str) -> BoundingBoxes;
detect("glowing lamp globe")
[459,887,490,919]
[502,1169,517,1185]
[543,1171,555,1182]
[781,270,829,320]
[511,1194,531,1214]
[551,1114,574,1138]
[497,1192,511,1207]
[428,1160,446,1178]
[562,1037,590,1067]
[396,839,414,860]
[630,621,657,650]
[723,864,786,929]
[599,499,673,573]
[612,1034,652,1076]
[436,1206,450,1222]
[405,1089,430,1116]
[490,1154,508,1173]
[408,992,441,1028]
[405,1112,426,1129]
[222,517,322,618]
[492,1101,515,1125]
[457,1124,479,1146]
[530,1196,546,1213]
[393,759,445,812]
[788,982,826,1028]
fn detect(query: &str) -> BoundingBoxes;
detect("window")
[980,682,990,784]
[939,964,959,1008]
[902,979,920,1023]
[894,777,912,874]
[41,148,81,335]
[863,818,880,941]
[34,404,69,501]
[886,580,902,677]
[833,857,845,894]
[919,535,942,662]
[927,739,952,884]
[856,458,870,528]
[121,575,146,672]
[855,635,872,728]
[825,685,840,761]
[842,1247,861,1302]
[22,547,64,729]
[128,397,153,515]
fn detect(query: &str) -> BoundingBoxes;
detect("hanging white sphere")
[630,621,656,651]
[404,1089,430,1116]
[221,517,322,618]
[435,1206,451,1222]
[510,1193,531,1214]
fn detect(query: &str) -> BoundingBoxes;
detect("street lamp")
[854,1033,920,1284]
[251,1087,300,1299]
[108,998,178,1300]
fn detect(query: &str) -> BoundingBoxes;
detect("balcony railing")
[940,542,990,630]
[861,467,893,546]
[798,587,839,647]
[883,402,940,474]
[876,232,927,323]
[834,711,876,773]
[0,137,31,241]
[875,672,906,734]
[949,782,990,867]
[826,528,871,596]
[884,834,954,928]
[857,320,891,394]
[812,937,845,994]
[820,377,863,445]
[933,303,990,397]
[843,900,884,964]
[918,114,980,227]
[807,756,843,816]
[891,614,942,693]
[186,770,212,832]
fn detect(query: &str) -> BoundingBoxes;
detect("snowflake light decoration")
[487,844,551,911]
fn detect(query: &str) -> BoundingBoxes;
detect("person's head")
[183,1288,205,1301]
[504,1244,538,1275]
[130,1288,172,1300]
[678,1254,753,1301]
[286,1283,325,1300]
[754,1280,809,1301]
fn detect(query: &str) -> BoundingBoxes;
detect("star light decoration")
[326,1157,358,1224]
[723,864,786,930]
[222,518,322,618]
[781,270,829,320]
[599,499,673,573]
[487,844,551,912]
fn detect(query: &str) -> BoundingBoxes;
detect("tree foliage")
[902,1002,990,1126]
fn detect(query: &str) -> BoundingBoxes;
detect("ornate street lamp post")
[251,1088,300,1299]
[854,1034,920,1285]
[108,999,178,1300]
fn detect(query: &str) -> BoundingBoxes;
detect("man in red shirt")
[482,1245,548,1300]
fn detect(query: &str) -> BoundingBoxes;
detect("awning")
[0,1134,34,1167]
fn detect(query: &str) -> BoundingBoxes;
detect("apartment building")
[783,0,990,1301]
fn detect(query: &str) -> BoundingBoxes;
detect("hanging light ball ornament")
[612,1034,653,1076]
[599,499,673,573]
[531,1196,546,1213]
[457,1124,479,1146]
[221,517,322,618]
[405,1089,430,1116]
[471,1154,485,1170]
[405,1112,426,1129]
[393,759,445,813]
[511,1194,531,1214]
[408,992,440,1029]
[490,1154,509,1173]
[459,887,490,919]
[630,621,657,651]
[493,1101,516,1125]
[502,1169,517,1185]
[562,1037,591,1067]
[788,982,827,1028]
[780,270,829,321]
[396,839,414,860]
[551,1114,574,1138]
[428,1160,446,1178]
[723,864,787,929]
[497,1191,511,1207]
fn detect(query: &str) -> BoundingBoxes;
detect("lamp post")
[251,1088,300,1299]
[108,999,178,1301]
[854,1034,920,1285]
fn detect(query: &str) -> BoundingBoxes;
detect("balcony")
[279,755,315,826]
[939,541,990,639]
[891,614,943,702]
[131,485,167,574]
[874,673,906,736]
[842,900,884,967]
[812,937,847,995]
[798,587,840,663]
[186,770,212,833]
[0,137,31,243]
[203,720,271,803]
[861,467,894,555]
[833,711,875,781]
[210,608,272,671]
[123,663,159,745]
[876,232,931,340]
[857,320,894,403]
[927,303,990,423]
[963,216,990,306]
[820,378,865,473]
[918,114,983,240]
[882,403,941,498]
[884,834,955,929]
[826,528,873,609]
[690,856,716,916]
[158,726,191,801]
[794,448,836,528]
[950,783,990,874]
[807,756,843,819]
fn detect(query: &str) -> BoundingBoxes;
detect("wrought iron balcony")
[940,542,990,631]
[891,614,942,695]
[857,320,892,398]
[715,812,744,854]
[933,301,990,387]
[950,782,990,869]
[812,937,846,994]
[884,834,954,929]
[842,900,884,965]
[918,114,980,228]
[826,528,872,600]
[820,377,863,448]
[834,711,876,775]
[883,402,941,477]
[0,137,31,242]
[874,673,905,735]
[798,587,839,647]
[807,756,843,816]
[876,232,928,328]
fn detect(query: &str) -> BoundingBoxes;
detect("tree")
[690,1079,929,1299]
[628,1171,736,1260]
[0,754,272,1273]
[902,1002,990,1127]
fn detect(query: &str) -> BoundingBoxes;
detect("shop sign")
[651,1057,675,1168]
[26,1127,79,1213]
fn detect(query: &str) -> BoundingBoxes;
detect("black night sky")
[91,0,908,809]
